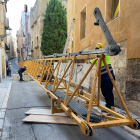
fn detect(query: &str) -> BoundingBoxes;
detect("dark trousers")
[101,79,114,109]
[7,69,9,76]
[9,70,11,76]
[18,72,23,81]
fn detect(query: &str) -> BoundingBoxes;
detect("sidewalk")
[0,77,12,137]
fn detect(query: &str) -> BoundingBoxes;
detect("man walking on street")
[18,65,27,81]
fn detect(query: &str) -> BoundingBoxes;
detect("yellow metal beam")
[19,54,140,136]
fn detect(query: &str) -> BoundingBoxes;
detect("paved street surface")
[1,58,139,140]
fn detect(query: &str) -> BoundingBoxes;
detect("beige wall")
[31,16,44,58]
[7,35,17,59]
[67,0,140,115]
[30,0,49,28]
[67,0,140,59]
[0,0,8,77]
[30,0,49,58]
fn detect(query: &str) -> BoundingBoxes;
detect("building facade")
[6,34,17,60]
[16,29,22,62]
[67,0,140,115]
[30,0,67,58]
[17,10,31,61]
[0,0,10,78]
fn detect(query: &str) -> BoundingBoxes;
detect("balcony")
[4,17,9,29]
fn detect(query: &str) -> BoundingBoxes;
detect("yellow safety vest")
[90,56,111,67]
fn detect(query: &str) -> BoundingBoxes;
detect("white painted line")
[1,82,12,111]
[0,82,12,135]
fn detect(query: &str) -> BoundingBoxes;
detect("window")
[37,37,38,46]
[106,0,119,22]
[112,0,119,18]
[80,6,86,40]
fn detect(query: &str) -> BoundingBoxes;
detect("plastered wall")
[67,0,140,115]
[67,0,140,59]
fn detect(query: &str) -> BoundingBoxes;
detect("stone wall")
[67,0,140,116]
[89,40,140,115]
[31,16,44,58]
[30,0,68,58]
[7,35,17,59]
[30,0,49,28]
[0,0,8,77]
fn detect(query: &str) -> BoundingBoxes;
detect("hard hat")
[9,63,11,65]
[95,43,105,49]
[24,65,27,68]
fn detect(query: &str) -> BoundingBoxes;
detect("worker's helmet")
[24,65,27,68]
[95,43,105,49]
[9,63,11,65]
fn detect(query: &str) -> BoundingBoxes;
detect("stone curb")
[0,82,12,138]
[121,126,140,138]
[94,107,140,139]
[75,97,140,138]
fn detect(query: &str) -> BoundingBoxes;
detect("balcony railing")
[4,17,9,29]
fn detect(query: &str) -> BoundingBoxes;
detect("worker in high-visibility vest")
[90,43,115,110]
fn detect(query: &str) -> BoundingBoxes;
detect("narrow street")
[8,58,20,75]
[0,58,139,140]
[0,0,140,139]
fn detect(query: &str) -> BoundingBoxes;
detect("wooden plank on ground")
[22,115,77,125]
[25,108,68,116]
